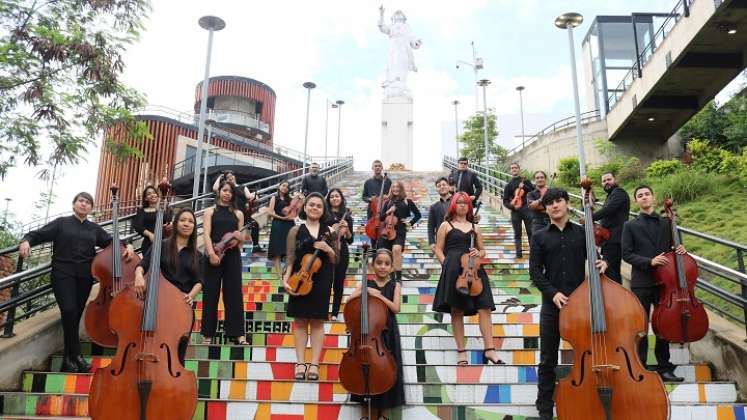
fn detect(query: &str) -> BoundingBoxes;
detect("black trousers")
[511,208,533,255]
[632,286,674,372]
[536,304,560,415]
[602,241,622,284]
[330,248,349,318]
[201,250,245,338]
[51,269,93,358]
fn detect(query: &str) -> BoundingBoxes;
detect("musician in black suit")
[448,157,482,206]
[591,172,630,283]
[502,162,534,258]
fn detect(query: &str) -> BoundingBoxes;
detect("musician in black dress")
[622,185,686,382]
[432,192,501,366]
[283,193,338,381]
[590,172,630,284]
[19,192,135,373]
[526,171,550,233]
[503,162,534,258]
[132,185,172,255]
[213,171,262,252]
[133,207,203,363]
[268,181,296,276]
[427,177,452,253]
[325,188,354,321]
[201,181,247,345]
[348,249,405,418]
[529,188,607,420]
[378,180,421,282]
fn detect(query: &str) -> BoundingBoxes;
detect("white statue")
[378,5,422,99]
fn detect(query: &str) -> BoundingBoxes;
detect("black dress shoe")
[659,370,684,382]
[75,355,92,373]
[538,412,553,420]
[60,357,80,373]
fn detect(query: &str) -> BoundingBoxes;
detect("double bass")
[89,181,196,420]
[365,173,388,241]
[339,244,397,416]
[556,179,669,420]
[85,185,141,347]
[652,199,708,344]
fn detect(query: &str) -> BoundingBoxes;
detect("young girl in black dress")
[378,180,421,282]
[133,207,202,363]
[348,249,405,419]
[268,181,296,276]
[432,192,502,365]
[283,193,337,381]
[326,188,354,321]
[132,185,172,255]
[201,181,248,345]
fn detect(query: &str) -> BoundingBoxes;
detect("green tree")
[458,108,507,166]
[679,97,747,153]
[0,0,153,179]
[679,101,728,147]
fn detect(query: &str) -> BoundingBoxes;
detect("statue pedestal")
[381,97,413,170]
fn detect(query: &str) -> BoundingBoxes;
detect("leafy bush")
[688,139,724,173]
[618,156,645,183]
[558,157,580,186]
[646,159,684,178]
[655,171,724,203]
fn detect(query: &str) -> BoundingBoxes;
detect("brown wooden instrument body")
[365,196,381,240]
[510,179,526,209]
[456,228,483,297]
[282,195,304,219]
[88,279,196,420]
[381,209,398,241]
[287,253,321,296]
[340,294,397,395]
[557,275,669,420]
[652,252,707,343]
[594,223,610,247]
[86,245,141,347]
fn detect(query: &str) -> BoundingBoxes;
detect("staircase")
[0,171,742,419]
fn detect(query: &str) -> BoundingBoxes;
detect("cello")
[88,181,197,420]
[365,173,388,241]
[339,244,397,417]
[556,179,669,420]
[85,185,141,347]
[652,199,708,344]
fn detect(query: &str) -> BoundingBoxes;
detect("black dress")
[432,223,495,316]
[350,279,405,409]
[286,224,334,320]
[328,209,354,318]
[268,194,295,258]
[132,207,172,255]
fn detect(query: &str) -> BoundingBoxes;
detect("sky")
[3,0,743,227]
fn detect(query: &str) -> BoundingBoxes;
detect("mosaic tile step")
[43,358,714,383]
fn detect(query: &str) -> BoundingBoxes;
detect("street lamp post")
[477,79,491,165]
[324,99,331,161]
[192,16,225,207]
[335,100,344,159]
[452,100,460,158]
[457,41,484,114]
[2,198,11,228]
[555,13,587,177]
[302,82,317,174]
[516,86,526,149]
[201,117,215,199]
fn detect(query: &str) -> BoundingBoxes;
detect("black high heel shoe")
[456,348,469,365]
[482,348,505,365]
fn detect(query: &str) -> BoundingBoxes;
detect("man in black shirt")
[301,162,328,197]
[427,177,452,252]
[622,185,686,382]
[448,157,483,206]
[526,170,550,233]
[503,162,534,258]
[530,188,607,420]
[591,172,630,283]
[362,159,392,218]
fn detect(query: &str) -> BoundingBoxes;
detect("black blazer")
[592,186,630,244]
[621,212,673,288]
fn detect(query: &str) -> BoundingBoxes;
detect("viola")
[282,192,304,219]
[652,199,708,344]
[89,181,196,420]
[339,243,397,397]
[456,202,483,297]
[556,178,668,420]
[510,178,526,209]
[380,202,398,241]
[365,173,388,240]
[86,185,141,348]
[287,211,350,296]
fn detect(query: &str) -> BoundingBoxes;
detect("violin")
[594,223,610,247]
[86,185,141,348]
[380,202,398,241]
[365,173,388,241]
[652,199,708,344]
[456,202,483,297]
[510,178,526,209]
[339,243,397,397]
[287,211,350,296]
[89,181,196,420]
[212,221,252,262]
[282,192,304,219]
[556,178,668,420]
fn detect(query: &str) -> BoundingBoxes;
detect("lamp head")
[555,13,583,29]
[199,16,226,31]
[303,82,317,89]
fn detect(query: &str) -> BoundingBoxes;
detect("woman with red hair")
[432,192,501,365]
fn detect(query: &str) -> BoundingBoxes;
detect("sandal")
[233,336,249,346]
[294,363,308,380]
[482,348,505,365]
[306,363,320,380]
[456,349,469,365]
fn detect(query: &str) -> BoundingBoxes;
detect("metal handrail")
[506,110,601,156]
[444,155,747,331]
[0,158,354,335]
